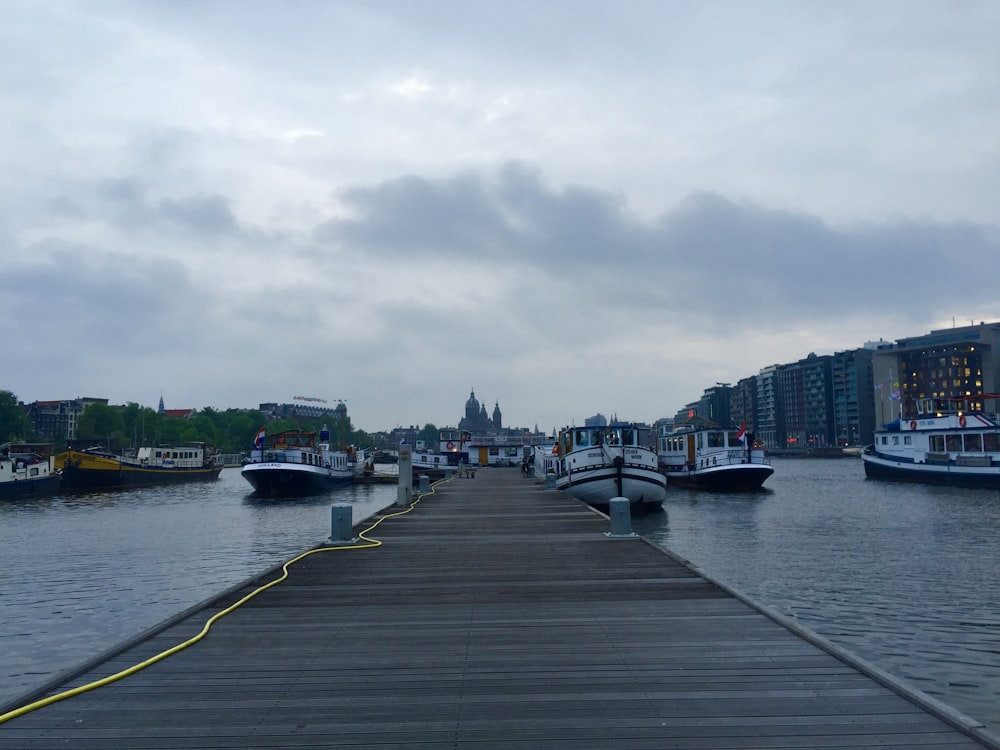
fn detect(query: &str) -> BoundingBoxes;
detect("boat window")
[880,436,887,445]
[575,430,589,447]
[727,432,741,445]
[696,433,704,449]
[930,435,945,452]
[606,430,619,445]
[946,434,962,452]
[964,434,983,452]
[892,436,899,445]
[984,433,999,452]
[904,436,912,445]
[708,432,724,448]
[621,429,634,445]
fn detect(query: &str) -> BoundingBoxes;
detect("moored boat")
[862,396,1000,489]
[657,418,773,491]
[0,443,61,499]
[554,423,666,511]
[241,427,368,496]
[56,443,223,491]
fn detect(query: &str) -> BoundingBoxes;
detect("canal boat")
[241,427,368,495]
[56,442,223,490]
[554,423,666,511]
[656,418,774,491]
[0,443,61,499]
[862,396,1000,489]
[529,442,559,480]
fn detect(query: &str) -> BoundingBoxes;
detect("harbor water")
[2,460,998,736]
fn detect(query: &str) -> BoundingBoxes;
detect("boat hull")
[60,465,223,490]
[664,464,774,492]
[555,466,666,510]
[0,473,62,500]
[241,462,353,496]
[57,449,223,491]
[862,450,1000,490]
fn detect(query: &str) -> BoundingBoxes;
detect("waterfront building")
[755,365,782,449]
[27,397,108,441]
[833,347,878,446]
[872,321,1000,423]
[729,375,758,437]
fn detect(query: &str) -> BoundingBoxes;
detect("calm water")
[1,461,998,736]
[634,457,1000,735]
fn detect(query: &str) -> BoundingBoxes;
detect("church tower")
[492,400,502,430]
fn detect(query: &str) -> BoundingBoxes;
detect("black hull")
[241,468,352,497]
[665,466,774,492]
[60,466,223,491]
[0,474,62,500]
[862,454,1000,490]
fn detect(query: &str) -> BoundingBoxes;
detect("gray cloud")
[3,1,999,430]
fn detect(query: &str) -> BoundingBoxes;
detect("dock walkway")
[3,470,998,748]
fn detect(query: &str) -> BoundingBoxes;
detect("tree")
[76,402,126,443]
[0,390,32,443]
[418,423,439,448]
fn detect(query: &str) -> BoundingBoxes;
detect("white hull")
[553,424,666,510]
[555,464,666,508]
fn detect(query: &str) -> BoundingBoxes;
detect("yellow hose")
[0,475,450,725]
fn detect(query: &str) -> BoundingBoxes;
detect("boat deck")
[2,470,997,749]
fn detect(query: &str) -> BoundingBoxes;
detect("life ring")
[959,415,967,428]
[909,420,917,430]
[446,441,455,450]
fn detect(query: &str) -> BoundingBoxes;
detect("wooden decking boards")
[3,470,998,749]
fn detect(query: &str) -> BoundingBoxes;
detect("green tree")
[76,402,126,443]
[0,390,32,443]
[418,423,439,448]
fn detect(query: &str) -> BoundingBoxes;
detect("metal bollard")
[445,468,453,479]
[419,474,430,493]
[606,497,638,538]
[545,471,556,489]
[329,503,355,543]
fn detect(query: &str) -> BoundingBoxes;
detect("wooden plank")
[1,470,995,749]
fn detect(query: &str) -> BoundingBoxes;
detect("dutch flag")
[253,427,266,449]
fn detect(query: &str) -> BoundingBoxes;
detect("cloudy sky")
[3,1,999,434]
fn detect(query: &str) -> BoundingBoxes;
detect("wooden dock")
[3,470,998,749]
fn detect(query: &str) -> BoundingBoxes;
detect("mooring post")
[329,503,355,543]
[545,471,556,489]
[397,443,413,507]
[419,474,430,493]
[606,497,638,538]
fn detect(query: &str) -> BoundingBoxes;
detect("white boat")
[241,427,368,496]
[862,396,1000,489]
[529,443,560,480]
[554,423,666,511]
[0,443,61,500]
[409,430,470,477]
[657,419,773,491]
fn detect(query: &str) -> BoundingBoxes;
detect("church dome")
[465,389,479,411]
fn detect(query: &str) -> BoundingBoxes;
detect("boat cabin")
[137,443,216,469]
[558,425,648,455]
[657,426,750,469]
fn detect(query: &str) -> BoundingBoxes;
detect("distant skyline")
[4,1,999,432]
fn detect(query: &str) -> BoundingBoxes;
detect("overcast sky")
[3,0,999,434]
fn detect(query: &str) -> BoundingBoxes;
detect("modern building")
[755,366,782,449]
[872,321,1000,422]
